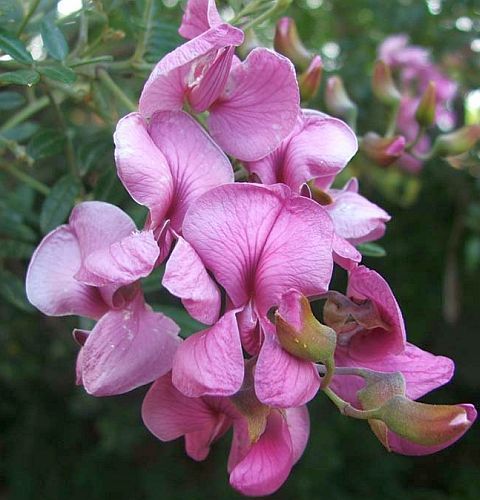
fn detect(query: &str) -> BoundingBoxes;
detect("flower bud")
[415,81,436,128]
[361,132,406,167]
[230,359,270,443]
[299,55,322,101]
[274,17,312,71]
[372,60,401,106]
[378,396,472,447]
[432,125,480,157]
[325,76,357,126]
[275,290,336,388]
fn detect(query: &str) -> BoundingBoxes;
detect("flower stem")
[17,0,41,36]
[323,387,380,420]
[96,68,137,112]
[132,0,154,64]
[0,96,50,133]
[0,161,50,195]
[385,101,400,138]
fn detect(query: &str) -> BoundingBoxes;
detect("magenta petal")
[139,24,244,118]
[237,301,261,355]
[148,110,233,232]
[229,410,294,497]
[247,111,357,191]
[332,233,362,271]
[114,113,174,229]
[179,0,223,39]
[189,46,234,113]
[326,185,390,244]
[81,295,180,396]
[81,230,159,287]
[255,321,320,407]
[331,342,455,406]
[26,225,107,319]
[208,48,300,161]
[185,413,231,460]
[285,406,310,464]
[142,373,226,443]
[172,311,244,397]
[386,404,477,456]
[163,237,221,325]
[183,183,334,316]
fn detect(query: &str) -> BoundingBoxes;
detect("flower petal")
[80,230,159,287]
[208,48,300,161]
[163,236,221,325]
[147,110,233,232]
[255,320,320,407]
[229,410,294,496]
[179,0,224,39]
[26,225,107,319]
[139,24,243,118]
[285,405,310,464]
[331,342,455,406]
[114,112,174,230]
[246,111,357,191]
[172,311,244,397]
[183,183,334,316]
[81,295,180,396]
[332,233,362,271]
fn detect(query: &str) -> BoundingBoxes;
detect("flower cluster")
[26,1,476,496]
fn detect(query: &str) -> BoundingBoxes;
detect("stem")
[323,387,380,420]
[0,162,50,195]
[385,101,400,138]
[17,0,41,36]
[96,68,137,112]
[73,0,89,55]
[242,2,284,31]
[132,0,154,63]
[69,56,114,68]
[231,0,267,24]
[0,96,50,133]
[405,126,425,152]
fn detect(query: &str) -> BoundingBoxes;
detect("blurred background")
[0,0,479,498]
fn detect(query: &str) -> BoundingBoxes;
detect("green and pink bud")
[432,125,480,157]
[415,81,436,128]
[372,60,401,106]
[274,17,312,71]
[325,76,358,127]
[299,55,323,101]
[361,132,406,167]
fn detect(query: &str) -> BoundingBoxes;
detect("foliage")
[0,0,479,498]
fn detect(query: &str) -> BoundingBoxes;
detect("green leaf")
[40,175,81,234]
[0,30,33,64]
[40,18,68,60]
[0,240,35,259]
[0,0,23,27]
[38,64,76,84]
[0,91,25,110]
[0,268,34,312]
[2,121,39,142]
[356,242,387,258]
[151,304,203,338]
[0,69,39,86]
[27,129,65,160]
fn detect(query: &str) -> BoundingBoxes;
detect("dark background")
[1,0,479,498]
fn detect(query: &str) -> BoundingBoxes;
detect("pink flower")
[138,0,300,161]
[142,372,310,496]
[325,265,462,453]
[114,110,233,260]
[165,183,335,406]
[26,201,180,396]
[245,110,390,268]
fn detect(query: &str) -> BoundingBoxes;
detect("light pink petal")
[142,373,229,455]
[247,111,357,191]
[189,46,235,113]
[172,311,244,397]
[237,301,261,355]
[147,110,233,232]
[208,48,300,161]
[81,295,180,396]
[331,342,455,407]
[326,187,391,244]
[346,265,406,360]
[183,183,334,316]
[114,113,174,230]
[255,320,320,407]
[139,24,244,118]
[80,230,159,287]
[285,405,310,464]
[26,226,107,319]
[179,0,223,39]
[229,410,294,496]
[386,404,477,456]
[163,237,221,325]
[332,233,362,271]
